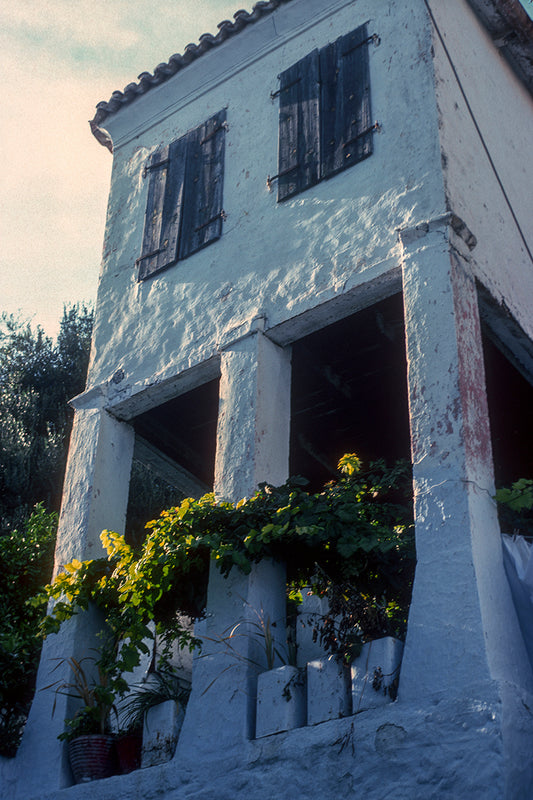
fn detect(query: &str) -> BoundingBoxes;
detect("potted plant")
[113,723,143,775]
[120,668,191,767]
[45,654,121,783]
[35,452,414,742]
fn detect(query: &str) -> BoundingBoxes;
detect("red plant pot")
[115,733,142,774]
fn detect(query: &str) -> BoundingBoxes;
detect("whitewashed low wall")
[142,700,185,768]
[256,665,306,737]
[3,679,528,799]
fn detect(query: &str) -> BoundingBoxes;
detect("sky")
[1,1,532,339]
[0,1,252,338]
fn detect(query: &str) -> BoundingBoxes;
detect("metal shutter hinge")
[266,165,300,191]
[270,77,301,102]
[135,246,166,265]
[200,121,229,145]
[194,210,227,232]
[343,121,382,149]
[142,159,170,179]
[342,32,380,57]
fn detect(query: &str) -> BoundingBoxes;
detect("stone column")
[177,326,291,757]
[398,215,533,703]
[10,392,134,797]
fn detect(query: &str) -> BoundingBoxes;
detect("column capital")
[398,211,477,254]
[217,314,267,352]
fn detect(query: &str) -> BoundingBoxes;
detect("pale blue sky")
[522,0,533,19]
[0,1,251,336]
[1,1,531,337]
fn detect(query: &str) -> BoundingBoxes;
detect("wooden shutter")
[138,145,169,280]
[320,23,372,179]
[138,138,188,280]
[277,50,320,201]
[179,109,227,260]
[138,110,226,280]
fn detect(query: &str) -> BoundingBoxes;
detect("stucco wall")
[429,0,533,342]
[6,694,507,800]
[87,0,446,402]
[5,3,533,798]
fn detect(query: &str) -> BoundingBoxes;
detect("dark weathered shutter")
[138,138,188,280]
[138,110,226,280]
[320,23,372,179]
[159,136,188,269]
[138,146,169,279]
[179,109,226,259]
[277,50,320,201]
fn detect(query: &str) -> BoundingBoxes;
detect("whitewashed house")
[3,0,533,797]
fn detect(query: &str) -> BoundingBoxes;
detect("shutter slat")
[180,109,226,259]
[138,145,170,279]
[299,50,321,194]
[156,135,188,273]
[318,42,339,179]
[278,51,319,201]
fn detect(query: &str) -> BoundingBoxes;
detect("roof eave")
[90,0,533,149]
[465,0,533,96]
[89,0,294,145]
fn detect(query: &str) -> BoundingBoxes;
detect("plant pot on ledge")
[46,654,125,784]
[115,731,142,774]
[68,734,116,784]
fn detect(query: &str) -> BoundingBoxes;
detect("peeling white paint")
[86,0,446,395]
[4,0,533,797]
[429,0,533,339]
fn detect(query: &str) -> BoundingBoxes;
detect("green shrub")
[36,455,415,678]
[495,478,533,537]
[0,505,57,756]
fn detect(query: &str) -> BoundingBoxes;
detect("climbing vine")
[495,478,533,537]
[33,455,415,675]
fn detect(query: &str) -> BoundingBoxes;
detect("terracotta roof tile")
[90,0,533,147]
[90,0,294,134]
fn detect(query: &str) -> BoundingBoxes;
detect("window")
[276,23,374,202]
[137,110,227,281]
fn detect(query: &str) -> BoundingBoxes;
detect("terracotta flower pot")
[68,734,116,783]
[115,732,142,774]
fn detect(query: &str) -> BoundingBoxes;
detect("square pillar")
[214,324,292,499]
[9,394,135,797]
[399,215,533,703]
[177,327,292,757]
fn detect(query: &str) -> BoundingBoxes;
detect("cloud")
[0,1,253,335]
[1,1,256,79]
[0,1,141,60]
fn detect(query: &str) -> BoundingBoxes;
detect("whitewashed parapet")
[142,700,185,768]
[295,588,330,668]
[258,637,404,737]
[307,657,351,725]
[351,637,403,714]
[256,666,306,738]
